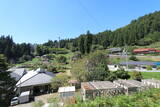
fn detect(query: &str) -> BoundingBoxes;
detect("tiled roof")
[16,68,55,87]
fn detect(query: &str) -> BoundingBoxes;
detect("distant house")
[120,61,160,69]
[16,68,55,95]
[133,48,160,54]
[108,47,122,54]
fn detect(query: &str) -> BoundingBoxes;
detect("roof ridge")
[16,72,39,87]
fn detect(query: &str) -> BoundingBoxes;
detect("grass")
[129,72,160,80]
[141,72,160,80]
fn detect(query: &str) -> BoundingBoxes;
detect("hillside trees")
[50,11,160,49]
[0,36,33,63]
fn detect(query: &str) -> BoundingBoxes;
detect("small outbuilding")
[113,80,146,94]
[58,86,76,104]
[81,81,123,100]
[142,79,160,88]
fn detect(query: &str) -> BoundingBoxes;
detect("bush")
[67,88,160,107]
[147,66,152,70]
[32,100,44,107]
[51,74,70,91]
[131,71,143,81]
[129,56,138,61]
[157,66,160,70]
[56,55,67,63]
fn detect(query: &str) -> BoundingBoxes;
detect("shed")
[142,79,160,88]
[81,81,123,100]
[113,80,146,94]
[58,86,76,105]
[58,86,75,98]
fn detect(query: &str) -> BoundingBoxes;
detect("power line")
[76,0,102,28]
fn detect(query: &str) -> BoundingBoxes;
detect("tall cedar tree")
[84,31,93,54]
[79,36,85,54]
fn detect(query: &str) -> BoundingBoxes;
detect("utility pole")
[58,36,60,48]
[125,44,128,70]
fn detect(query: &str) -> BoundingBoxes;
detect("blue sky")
[0,0,160,43]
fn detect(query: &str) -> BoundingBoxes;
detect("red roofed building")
[133,48,156,54]
[156,50,160,53]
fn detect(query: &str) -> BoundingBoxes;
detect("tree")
[84,31,93,54]
[0,54,16,106]
[78,36,85,54]
[51,74,70,91]
[85,51,110,81]
[131,71,143,81]
[129,56,138,61]
[56,55,67,63]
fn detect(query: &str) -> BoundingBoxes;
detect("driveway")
[13,102,33,107]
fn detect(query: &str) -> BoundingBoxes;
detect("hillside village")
[1,7,160,107]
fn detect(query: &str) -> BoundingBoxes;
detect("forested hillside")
[0,36,34,63]
[43,11,160,53]
[1,11,160,62]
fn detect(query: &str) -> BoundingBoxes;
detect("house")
[108,47,122,54]
[8,68,27,81]
[58,86,76,104]
[81,81,123,100]
[133,48,160,54]
[113,80,146,94]
[16,68,55,95]
[142,79,160,88]
[119,61,160,70]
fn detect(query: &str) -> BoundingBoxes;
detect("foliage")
[71,51,130,82]
[42,11,160,51]
[0,36,33,63]
[85,51,109,81]
[0,54,16,106]
[147,65,152,70]
[56,55,67,63]
[32,100,44,107]
[129,55,138,61]
[67,88,160,107]
[131,71,143,81]
[51,74,70,91]
[70,58,88,82]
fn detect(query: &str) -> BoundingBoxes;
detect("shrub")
[131,71,143,81]
[129,56,138,61]
[56,55,67,63]
[51,74,70,91]
[147,66,152,70]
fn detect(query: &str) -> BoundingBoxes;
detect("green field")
[141,72,160,80]
[129,72,160,80]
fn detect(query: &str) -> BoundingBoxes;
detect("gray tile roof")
[16,69,55,87]
[120,61,156,66]
[10,68,26,81]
